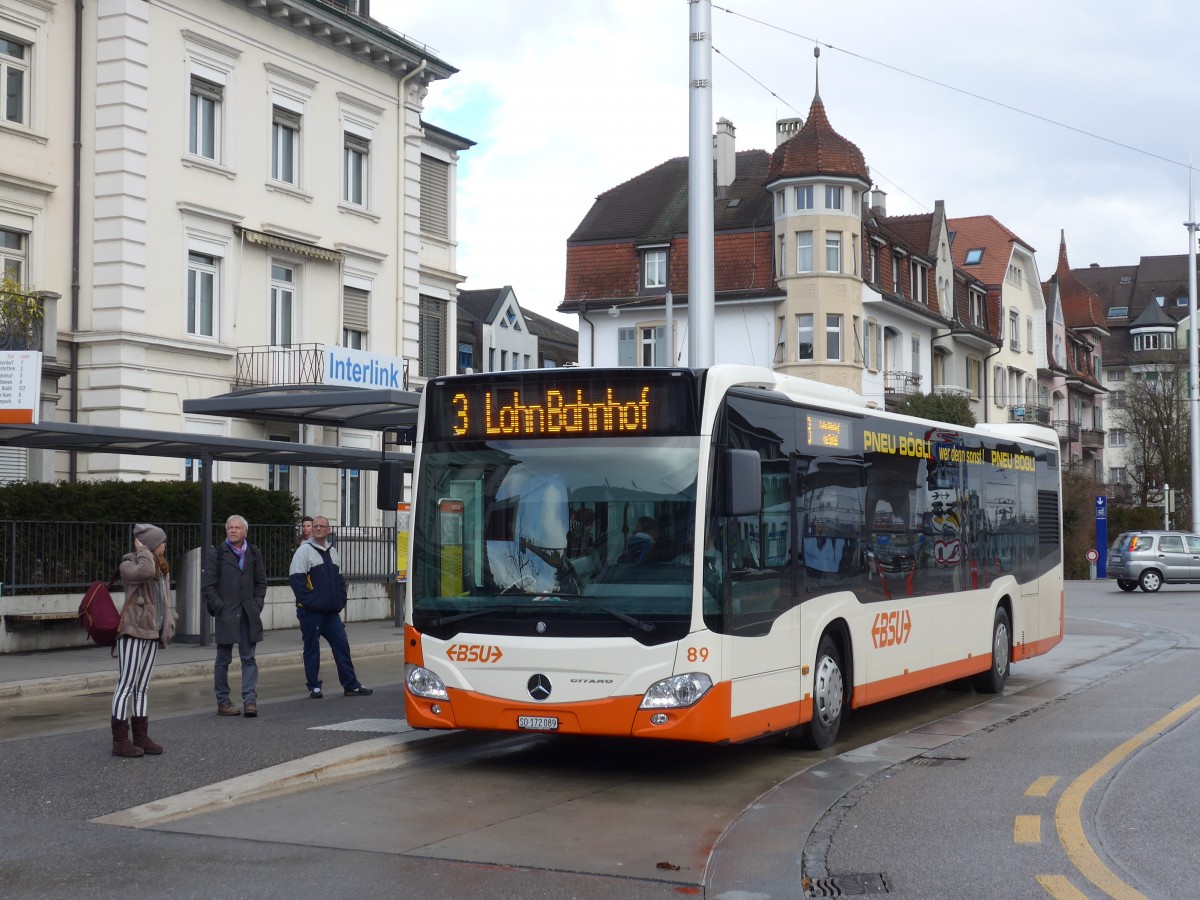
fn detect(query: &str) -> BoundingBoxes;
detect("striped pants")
[111,635,158,719]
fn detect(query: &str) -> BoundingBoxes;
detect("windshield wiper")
[594,605,655,634]
[428,606,513,627]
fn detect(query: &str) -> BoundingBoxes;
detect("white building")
[0,0,468,525]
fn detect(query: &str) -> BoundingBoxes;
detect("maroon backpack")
[78,570,121,647]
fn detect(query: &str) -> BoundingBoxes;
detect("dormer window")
[964,248,984,265]
[640,246,668,292]
[1108,306,1128,318]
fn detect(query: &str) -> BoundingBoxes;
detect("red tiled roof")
[767,95,869,184]
[1054,232,1107,329]
[947,215,1035,287]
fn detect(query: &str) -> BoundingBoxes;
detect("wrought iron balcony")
[234,344,324,387]
[1052,420,1080,443]
[883,371,922,396]
[932,384,972,399]
[1008,404,1051,425]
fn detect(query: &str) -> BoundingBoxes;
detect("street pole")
[687,0,715,368]
[1186,164,1199,533]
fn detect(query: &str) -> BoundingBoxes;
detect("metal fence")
[0,522,396,595]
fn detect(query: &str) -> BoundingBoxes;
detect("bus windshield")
[411,438,702,644]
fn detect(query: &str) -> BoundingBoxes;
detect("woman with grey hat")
[110,524,175,758]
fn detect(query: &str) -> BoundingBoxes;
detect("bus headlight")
[640,673,713,709]
[406,664,449,700]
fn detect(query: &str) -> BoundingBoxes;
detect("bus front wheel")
[797,634,845,750]
[974,607,1011,694]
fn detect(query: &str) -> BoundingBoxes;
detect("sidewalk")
[0,617,406,700]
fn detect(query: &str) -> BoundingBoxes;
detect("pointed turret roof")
[1054,232,1107,330]
[766,94,869,185]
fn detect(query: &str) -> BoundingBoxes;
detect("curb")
[0,639,404,701]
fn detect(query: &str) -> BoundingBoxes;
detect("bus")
[403,365,1063,747]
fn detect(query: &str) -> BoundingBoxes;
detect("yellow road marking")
[1014,814,1042,843]
[1036,874,1091,899]
[1026,776,1060,797]
[1055,692,1200,900]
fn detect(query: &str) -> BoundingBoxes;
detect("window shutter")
[0,447,28,484]
[653,325,666,366]
[420,155,450,238]
[343,287,369,332]
[618,328,635,367]
[419,295,445,377]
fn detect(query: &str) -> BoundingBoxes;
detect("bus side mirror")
[722,449,761,517]
[377,460,406,510]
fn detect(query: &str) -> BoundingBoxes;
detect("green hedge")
[0,480,299,526]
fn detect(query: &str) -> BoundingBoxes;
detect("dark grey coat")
[201,541,268,644]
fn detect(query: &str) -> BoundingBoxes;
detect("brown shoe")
[217,702,240,716]
[243,702,257,718]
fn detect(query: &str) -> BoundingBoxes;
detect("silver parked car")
[1107,530,1200,592]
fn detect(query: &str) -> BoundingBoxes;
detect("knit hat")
[134,523,167,552]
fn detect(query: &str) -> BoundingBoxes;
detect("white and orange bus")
[403,365,1063,747]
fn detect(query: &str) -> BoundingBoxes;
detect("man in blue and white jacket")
[289,515,373,699]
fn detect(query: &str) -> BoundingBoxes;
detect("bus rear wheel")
[974,606,1011,694]
[796,634,844,750]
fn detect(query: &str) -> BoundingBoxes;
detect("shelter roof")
[182,385,420,430]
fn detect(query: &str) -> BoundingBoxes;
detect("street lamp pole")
[1187,164,1199,533]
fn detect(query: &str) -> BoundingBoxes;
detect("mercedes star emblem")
[527,673,552,701]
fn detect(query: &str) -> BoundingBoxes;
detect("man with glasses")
[289,515,372,699]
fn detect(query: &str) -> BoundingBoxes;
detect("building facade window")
[825,232,842,273]
[340,468,361,527]
[343,133,369,206]
[458,340,473,372]
[1108,369,1125,382]
[271,106,300,184]
[1109,467,1127,484]
[1109,429,1126,446]
[0,227,25,281]
[825,185,843,210]
[1006,264,1023,288]
[419,294,446,377]
[775,191,785,216]
[342,285,368,349]
[420,154,450,238]
[796,232,813,273]
[643,248,667,289]
[797,314,814,360]
[1,35,28,126]
[1008,309,1020,350]
[969,290,984,327]
[993,365,1006,406]
[777,234,785,277]
[867,242,878,284]
[270,263,295,346]
[268,434,292,493]
[187,252,217,337]
[189,77,221,160]
[891,254,901,295]
[1133,332,1172,351]
[966,357,982,398]
[826,314,842,361]
[909,260,928,304]
[795,185,813,210]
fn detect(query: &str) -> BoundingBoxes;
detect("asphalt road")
[0,581,1187,899]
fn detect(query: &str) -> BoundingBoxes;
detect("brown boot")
[130,716,163,755]
[111,717,144,758]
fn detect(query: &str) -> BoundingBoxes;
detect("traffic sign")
[1086,549,1099,563]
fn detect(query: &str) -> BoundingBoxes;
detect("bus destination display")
[806,413,852,450]
[426,373,697,441]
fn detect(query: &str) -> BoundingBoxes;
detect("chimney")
[775,116,803,147]
[870,188,887,216]
[714,117,736,191]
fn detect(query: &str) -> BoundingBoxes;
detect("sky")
[372,1,1200,326]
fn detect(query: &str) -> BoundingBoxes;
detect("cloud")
[374,1,1200,325]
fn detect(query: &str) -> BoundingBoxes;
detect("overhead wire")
[711,3,1189,172]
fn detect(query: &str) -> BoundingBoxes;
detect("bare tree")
[1110,352,1191,516]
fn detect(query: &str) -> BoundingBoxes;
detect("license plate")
[518,715,559,731]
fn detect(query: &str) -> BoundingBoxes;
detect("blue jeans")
[296,607,361,693]
[214,616,258,704]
